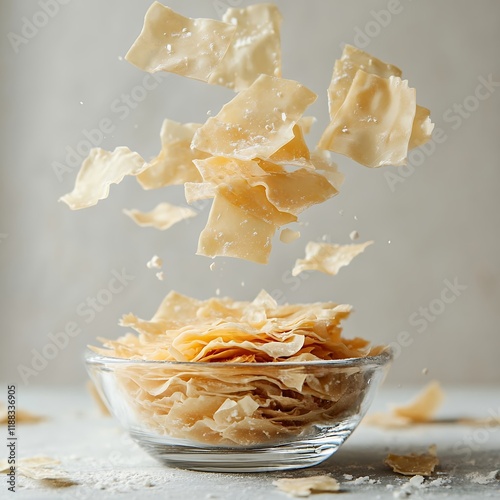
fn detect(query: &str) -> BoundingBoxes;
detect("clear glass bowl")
[85,348,392,472]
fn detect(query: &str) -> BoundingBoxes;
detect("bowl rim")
[84,346,393,368]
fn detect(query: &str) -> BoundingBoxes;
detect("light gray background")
[1,0,499,387]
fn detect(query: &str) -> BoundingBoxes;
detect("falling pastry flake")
[197,190,279,264]
[59,147,147,210]
[349,230,359,241]
[385,446,439,476]
[326,45,433,153]
[292,241,373,277]
[319,70,416,168]
[192,74,317,160]
[208,4,282,91]
[146,255,163,269]
[273,476,340,497]
[137,119,208,189]
[125,2,237,81]
[280,228,300,243]
[156,271,165,281]
[327,44,402,121]
[124,202,197,231]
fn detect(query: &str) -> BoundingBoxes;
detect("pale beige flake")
[124,202,196,230]
[208,4,282,91]
[273,476,340,497]
[192,74,317,160]
[137,119,208,189]
[392,380,445,422]
[327,45,432,153]
[125,1,236,81]
[319,70,416,168]
[349,230,359,241]
[292,241,373,277]
[364,381,445,428]
[280,228,300,243]
[328,44,402,120]
[197,192,276,264]
[60,147,146,210]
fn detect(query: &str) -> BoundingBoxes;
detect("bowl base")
[131,425,355,472]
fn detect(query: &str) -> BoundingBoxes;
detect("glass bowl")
[85,348,392,472]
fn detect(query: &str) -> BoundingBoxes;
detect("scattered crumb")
[241,281,245,287]
[427,477,451,487]
[273,476,339,497]
[349,230,359,241]
[385,445,439,476]
[146,255,162,269]
[392,475,427,498]
[409,475,425,487]
[422,368,429,375]
[209,262,216,271]
[351,476,370,485]
[343,474,353,480]
[215,288,220,296]
[156,271,165,281]
[467,470,499,485]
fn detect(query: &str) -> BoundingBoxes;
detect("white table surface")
[2,385,499,499]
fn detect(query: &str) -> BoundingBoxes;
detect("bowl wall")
[86,352,391,471]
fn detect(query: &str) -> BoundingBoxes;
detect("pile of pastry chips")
[60,1,433,266]
[92,290,385,445]
[93,290,381,363]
